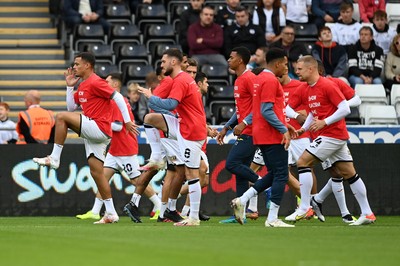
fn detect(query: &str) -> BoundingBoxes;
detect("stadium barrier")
[1,142,399,216]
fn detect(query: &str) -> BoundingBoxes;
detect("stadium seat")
[292,23,318,41]
[117,44,150,70]
[364,105,398,125]
[144,24,176,52]
[73,24,106,51]
[345,107,361,125]
[201,64,229,85]
[94,62,118,79]
[170,3,189,22]
[209,85,234,101]
[352,3,360,21]
[386,3,400,28]
[355,84,388,119]
[123,63,154,84]
[110,24,142,48]
[390,84,400,116]
[85,44,114,64]
[209,100,235,125]
[135,4,167,31]
[105,4,132,24]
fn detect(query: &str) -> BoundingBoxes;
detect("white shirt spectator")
[282,0,311,24]
[253,7,286,35]
[330,20,362,46]
[0,119,17,144]
[373,26,397,55]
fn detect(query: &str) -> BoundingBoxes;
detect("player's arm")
[148,95,178,111]
[324,100,350,125]
[347,94,361,107]
[261,102,290,150]
[66,86,79,111]
[111,121,123,132]
[112,91,139,135]
[233,113,252,136]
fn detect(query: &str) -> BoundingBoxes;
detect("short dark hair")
[235,5,248,14]
[155,65,163,76]
[75,52,95,67]
[0,102,10,111]
[187,58,198,67]
[231,46,251,65]
[318,26,331,37]
[340,1,353,12]
[163,48,183,62]
[107,72,122,83]
[266,48,287,64]
[359,26,373,36]
[373,10,387,20]
[195,71,207,83]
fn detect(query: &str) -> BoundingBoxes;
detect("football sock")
[149,194,161,212]
[159,202,167,218]
[181,205,190,217]
[267,202,280,223]
[103,198,117,215]
[131,193,141,207]
[348,174,373,215]
[50,144,63,161]
[298,167,313,213]
[331,178,350,216]
[240,187,257,206]
[144,125,163,161]
[248,195,258,212]
[188,179,201,220]
[314,178,333,203]
[91,197,103,215]
[168,198,177,211]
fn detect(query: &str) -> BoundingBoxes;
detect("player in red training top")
[231,48,295,228]
[286,55,375,226]
[216,47,260,224]
[33,52,139,224]
[140,48,207,226]
[75,73,161,222]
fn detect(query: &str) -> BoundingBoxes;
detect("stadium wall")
[1,142,399,216]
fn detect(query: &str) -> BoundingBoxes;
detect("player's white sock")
[168,198,177,211]
[144,125,163,161]
[248,195,258,212]
[50,144,63,161]
[159,202,167,218]
[314,178,333,203]
[91,197,103,215]
[149,194,161,212]
[298,167,313,213]
[267,202,280,223]
[188,179,201,220]
[239,187,257,206]
[331,178,350,216]
[348,174,373,215]
[103,198,117,215]
[181,205,190,217]
[131,193,141,207]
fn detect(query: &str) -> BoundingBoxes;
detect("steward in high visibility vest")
[16,90,55,144]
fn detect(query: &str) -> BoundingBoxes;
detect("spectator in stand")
[312,26,348,82]
[223,6,266,58]
[127,82,149,125]
[248,46,268,69]
[16,90,55,144]
[270,25,309,79]
[358,0,386,23]
[215,0,241,29]
[186,58,199,78]
[252,0,286,45]
[178,0,205,54]
[372,10,397,55]
[384,34,400,94]
[63,0,110,33]
[281,0,311,25]
[0,102,18,144]
[187,5,227,67]
[312,0,342,29]
[348,26,384,88]
[330,1,362,54]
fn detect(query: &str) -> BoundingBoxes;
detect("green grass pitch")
[1,216,399,266]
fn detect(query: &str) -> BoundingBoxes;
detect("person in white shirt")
[371,10,397,55]
[0,102,18,144]
[281,0,311,24]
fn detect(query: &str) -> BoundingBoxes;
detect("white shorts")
[200,150,209,174]
[306,136,353,163]
[104,154,141,179]
[160,137,184,165]
[321,158,333,171]
[80,115,110,161]
[163,114,205,168]
[252,148,265,166]
[288,138,311,165]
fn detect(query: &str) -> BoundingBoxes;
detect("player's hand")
[216,127,228,145]
[296,128,305,136]
[287,124,298,139]
[207,126,218,138]
[295,109,307,125]
[64,67,80,86]
[125,121,140,136]
[138,86,152,98]
[233,122,246,136]
[310,118,326,132]
[282,131,291,151]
